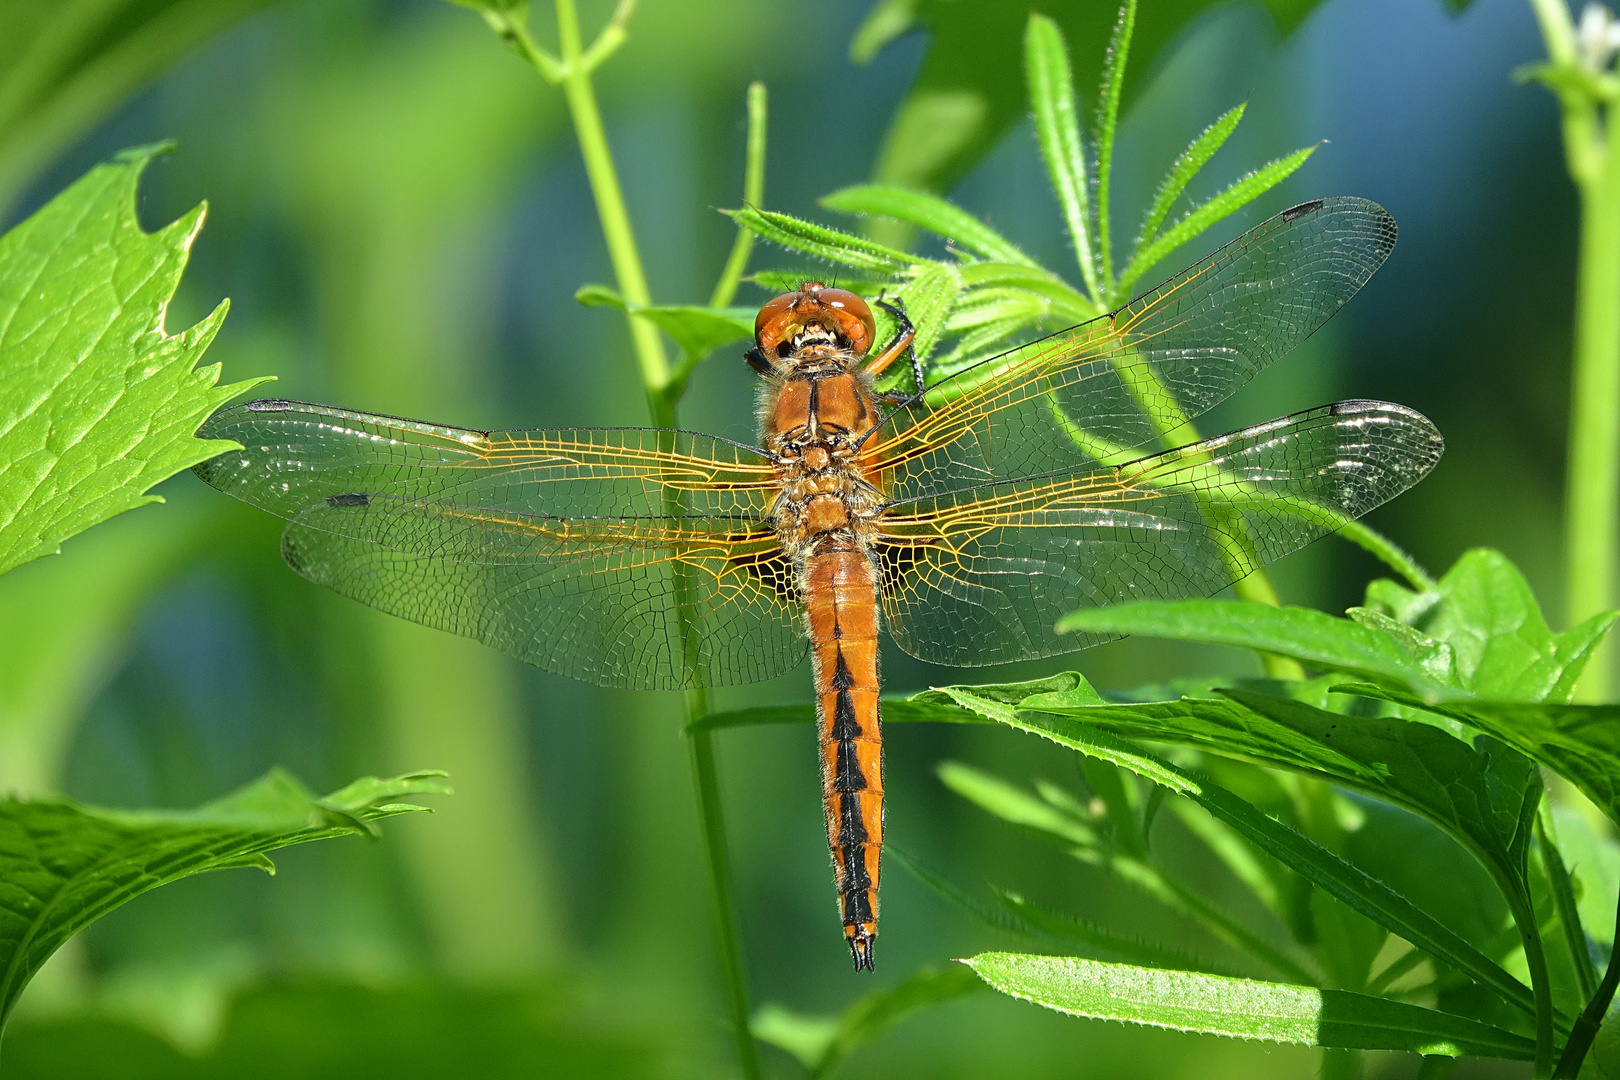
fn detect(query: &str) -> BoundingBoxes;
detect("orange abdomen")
[803,544,883,971]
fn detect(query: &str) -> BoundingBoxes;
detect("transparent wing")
[869,198,1398,502]
[875,401,1442,667]
[195,400,803,689]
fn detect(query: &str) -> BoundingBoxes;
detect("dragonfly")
[193,196,1442,972]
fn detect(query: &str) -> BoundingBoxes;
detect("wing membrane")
[196,400,801,689]
[875,400,1442,667]
[196,399,778,521]
[869,198,1398,501]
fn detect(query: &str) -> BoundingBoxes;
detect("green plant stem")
[1505,888,1556,1078]
[551,0,671,409]
[1553,883,1620,1077]
[1532,0,1620,700]
[488,6,760,1075]
[1334,519,1437,592]
[1537,802,1599,999]
[710,82,767,310]
[687,692,763,1080]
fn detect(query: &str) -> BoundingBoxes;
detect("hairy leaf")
[1024,14,1099,296]
[0,144,267,575]
[1137,102,1246,250]
[820,185,1035,266]
[724,207,920,275]
[0,768,448,1027]
[964,953,1534,1058]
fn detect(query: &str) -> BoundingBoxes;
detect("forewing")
[869,198,1398,501]
[195,400,802,689]
[876,401,1442,667]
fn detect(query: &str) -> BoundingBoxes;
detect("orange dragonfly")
[194,196,1441,972]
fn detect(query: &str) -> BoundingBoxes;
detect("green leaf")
[754,965,981,1078]
[849,0,921,65]
[724,207,921,275]
[1117,143,1318,298]
[573,285,753,362]
[1092,0,1134,289]
[963,953,1535,1058]
[0,768,448,1028]
[820,184,1035,265]
[1018,687,1543,937]
[1334,686,1620,830]
[1024,14,1100,297]
[862,0,1418,195]
[993,889,1217,973]
[1056,600,1454,699]
[0,144,268,576]
[883,260,962,375]
[927,688,1537,1018]
[0,2,280,209]
[1415,549,1617,702]
[1137,101,1246,250]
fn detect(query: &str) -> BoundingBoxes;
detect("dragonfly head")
[755,282,876,360]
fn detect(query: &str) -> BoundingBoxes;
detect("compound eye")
[754,292,800,355]
[816,288,876,356]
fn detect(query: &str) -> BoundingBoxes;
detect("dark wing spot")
[326,493,371,508]
[1281,199,1326,222]
[246,399,295,412]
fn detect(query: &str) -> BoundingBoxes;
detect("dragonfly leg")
[746,345,777,375]
[866,298,923,406]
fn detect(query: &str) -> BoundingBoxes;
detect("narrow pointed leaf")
[725,207,920,275]
[922,687,1537,1017]
[1057,600,1454,698]
[964,954,1535,1058]
[1093,0,1136,289]
[0,768,448,1027]
[0,144,269,575]
[1137,101,1246,249]
[1025,14,1101,297]
[1117,143,1318,298]
[821,185,1036,266]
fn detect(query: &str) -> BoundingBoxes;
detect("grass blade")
[724,206,921,275]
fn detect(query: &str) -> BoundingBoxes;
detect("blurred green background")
[0,0,1578,1076]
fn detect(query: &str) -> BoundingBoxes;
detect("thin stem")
[1537,801,1599,999]
[1334,519,1437,592]
[710,82,767,310]
[687,699,765,1080]
[481,7,759,1074]
[1533,0,1620,700]
[1230,570,1308,679]
[1505,887,1556,1078]
[552,0,671,411]
[1553,882,1620,1077]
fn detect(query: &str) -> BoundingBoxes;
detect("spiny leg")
[866,297,924,406]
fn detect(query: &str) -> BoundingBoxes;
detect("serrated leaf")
[821,184,1036,266]
[725,207,920,275]
[1137,101,1246,250]
[1418,549,1618,702]
[0,144,268,575]
[1117,143,1318,298]
[0,767,447,1028]
[1025,14,1100,297]
[926,688,1537,1017]
[754,965,981,1078]
[1334,686,1620,831]
[963,953,1535,1058]
[1014,687,1543,932]
[1056,600,1454,699]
